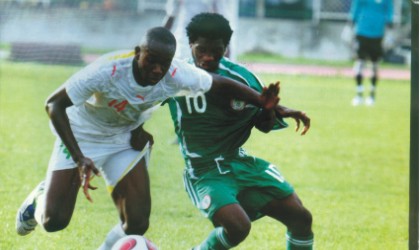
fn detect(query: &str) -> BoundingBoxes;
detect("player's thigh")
[111,157,151,221]
[43,168,81,219]
[261,192,305,220]
[234,157,294,220]
[212,203,251,231]
[184,169,239,220]
[43,140,85,217]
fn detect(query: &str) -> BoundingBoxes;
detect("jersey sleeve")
[170,59,213,96]
[218,58,288,131]
[65,63,110,106]
[219,58,264,93]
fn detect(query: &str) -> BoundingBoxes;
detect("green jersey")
[167,58,287,168]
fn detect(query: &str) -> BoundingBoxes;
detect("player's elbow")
[45,99,54,115]
[44,89,73,117]
[45,99,62,119]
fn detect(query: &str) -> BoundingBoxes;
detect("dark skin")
[41,33,279,234]
[189,36,312,245]
[40,41,171,233]
[190,37,310,134]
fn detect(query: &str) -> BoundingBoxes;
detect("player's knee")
[124,217,149,235]
[42,212,71,232]
[294,207,313,235]
[225,219,251,245]
[301,208,313,228]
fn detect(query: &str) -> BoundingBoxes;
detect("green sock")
[193,227,234,250]
[286,231,314,250]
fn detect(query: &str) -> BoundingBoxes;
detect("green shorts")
[183,151,294,221]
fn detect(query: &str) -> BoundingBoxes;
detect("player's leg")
[185,169,249,250]
[352,35,367,106]
[112,157,151,235]
[16,139,81,235]
[366,37,383,105]
[236,156,313,249]
[98,146,151,250]
[99,159,150,250]
[204,204,251,249]
[40,168,81,232]
[261,193,313,250]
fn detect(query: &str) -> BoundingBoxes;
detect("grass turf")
[0,61,410,249]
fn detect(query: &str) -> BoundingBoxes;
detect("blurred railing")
[0,0,407,24]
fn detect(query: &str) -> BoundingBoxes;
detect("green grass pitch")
[0,61,409,249]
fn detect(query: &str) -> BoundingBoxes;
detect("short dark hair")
[142,27,176,53]
[186,13,233,47]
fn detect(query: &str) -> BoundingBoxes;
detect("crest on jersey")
[230,99,245,111]
[201,195,211,210]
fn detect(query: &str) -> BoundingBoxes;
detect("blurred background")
[0,0,412,65]
[0,1,415,249]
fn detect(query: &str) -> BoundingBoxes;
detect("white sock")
[353,59,365,75]
[97,223,127,250]
[356,85,364,95]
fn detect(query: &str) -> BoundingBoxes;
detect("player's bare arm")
[130,125,154,151]
[45,88,100,202]
[275,105,310,135]
[209,74,280,109]
[254,81,281,133]
[261,81,280,110]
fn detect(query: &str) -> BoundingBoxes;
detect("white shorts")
[47,138,151,193]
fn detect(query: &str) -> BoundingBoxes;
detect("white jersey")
[59,50,212,144]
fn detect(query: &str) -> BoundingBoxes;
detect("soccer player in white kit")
[15,27,280,249]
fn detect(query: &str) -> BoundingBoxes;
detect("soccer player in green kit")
[166,13,314,250]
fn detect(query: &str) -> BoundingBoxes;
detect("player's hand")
[130,126,154,151]
[290,111,310,135]
[77,157,100,203]
[276,106,310,135]
[261,82,280,110]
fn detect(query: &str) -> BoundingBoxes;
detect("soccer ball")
[111,235,158,250]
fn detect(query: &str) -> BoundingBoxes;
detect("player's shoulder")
[102,49,134,60]
[218,58,262,89]
[88,50,134,75]
[219,57,253,76]
[171,57,192,68]
[88,50,132,69]
[170,57,208,77]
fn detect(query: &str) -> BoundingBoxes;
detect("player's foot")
[351,96,363,106]
[365,96,375,106]
[16,181,45,236]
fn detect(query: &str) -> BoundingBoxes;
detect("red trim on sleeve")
[171,67,177,77]
[111,65,117,76]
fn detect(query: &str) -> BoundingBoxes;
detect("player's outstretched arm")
[275,105,310,135]
[209,74,280,109]
[45,87,100,202]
